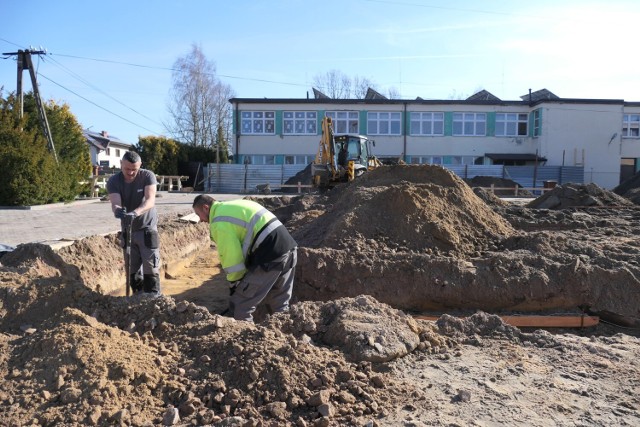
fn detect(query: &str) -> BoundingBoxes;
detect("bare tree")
[387,87,402,99]
[313,70,351,99]
[352,76,376,99]
[166,44,235,151]
[313,70,381,99]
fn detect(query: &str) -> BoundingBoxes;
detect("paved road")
[0,192,243,248]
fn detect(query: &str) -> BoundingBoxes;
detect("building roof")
[83,129,131,150]
[466,90,501,101]
[365,87,388,100]
[312,88,330,99]
[229,88,626,107]
[520,89,559,102]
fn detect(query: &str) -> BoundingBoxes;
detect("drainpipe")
[403,102,407,162]
[234,102,240,164]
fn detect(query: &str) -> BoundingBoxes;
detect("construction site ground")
[1,165,640,426]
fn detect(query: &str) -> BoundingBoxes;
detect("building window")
[246,155,276,165]
[367,112,401,135]
[410,112,444,136]
[533,109,541,137]
[285,155,314,165]
[241,111,275,134]
[115,149,121,157]
[410,156,442,165]
[623,114,640,137]
[496,113,528,136]
[284,111,317,135]
[410,155,478,165]
[326,111,358,134]
[444,156,462,165]
[453,113,486,136]
[105,148,111,156]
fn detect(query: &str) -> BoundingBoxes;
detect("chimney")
[101,131,108,137]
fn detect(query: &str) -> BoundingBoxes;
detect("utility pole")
[3,48,58,163]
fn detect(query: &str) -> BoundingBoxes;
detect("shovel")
[122,215,134,296]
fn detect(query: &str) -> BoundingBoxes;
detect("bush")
[0,92,91,206]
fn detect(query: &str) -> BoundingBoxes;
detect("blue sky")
[2,0,639,144]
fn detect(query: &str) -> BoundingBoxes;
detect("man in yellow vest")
[192,195,298,321]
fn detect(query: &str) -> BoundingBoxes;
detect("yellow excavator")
[311,117,382,188]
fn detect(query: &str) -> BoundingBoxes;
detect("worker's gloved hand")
[114,207,126,219]
[124,211,138,220]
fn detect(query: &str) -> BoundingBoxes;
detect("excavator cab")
[334,135,371,178]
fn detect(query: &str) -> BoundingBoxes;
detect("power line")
[38,73,161,136]
[42,55,164,127]
[51,53,309,88]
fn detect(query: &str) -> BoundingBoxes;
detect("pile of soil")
[292,165,515,256]
[464,176,534,197]
[614,169,640,205]
[527,183,634,209]
[1,164,640,426]
[282,164,313,193]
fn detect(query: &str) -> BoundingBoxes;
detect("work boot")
[143,274,161,295]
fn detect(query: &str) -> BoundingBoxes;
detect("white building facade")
[84,129,132,172]
[229,89,640,189]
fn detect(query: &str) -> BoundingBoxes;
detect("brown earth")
[0,164,639,426]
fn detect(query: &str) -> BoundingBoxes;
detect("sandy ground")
[1,164,640,426]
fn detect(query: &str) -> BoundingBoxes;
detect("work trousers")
[121,228,161,294]
[229,248,297,322]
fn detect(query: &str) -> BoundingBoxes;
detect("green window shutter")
[275,110,282,135]
[529,111,534,137]
[486,112,495,136]
[444,112,453,136]
[538,108,543,136]
[360,110,367,135]
[317,110,325,134]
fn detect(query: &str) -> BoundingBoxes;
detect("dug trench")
[1,164,639,426]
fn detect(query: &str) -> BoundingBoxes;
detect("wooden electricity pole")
[3,48,58,163]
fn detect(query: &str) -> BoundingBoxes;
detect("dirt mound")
[292,164,515,256]
[465,176,534,197]
[613,170,640,205]
[614,169,640,195]
[282,163,313,192]
[269,294,422,363]
[527,183,634,209]
[623,187,640,205]
[0,281,429,426]
[472,187,509,207]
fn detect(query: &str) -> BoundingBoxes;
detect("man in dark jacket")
[192,194,297,322]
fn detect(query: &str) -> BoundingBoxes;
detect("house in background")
[84,129,132,173]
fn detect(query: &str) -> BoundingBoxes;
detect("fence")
[202,163,584,194]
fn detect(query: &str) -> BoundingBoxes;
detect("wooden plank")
[414,315,599,328]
